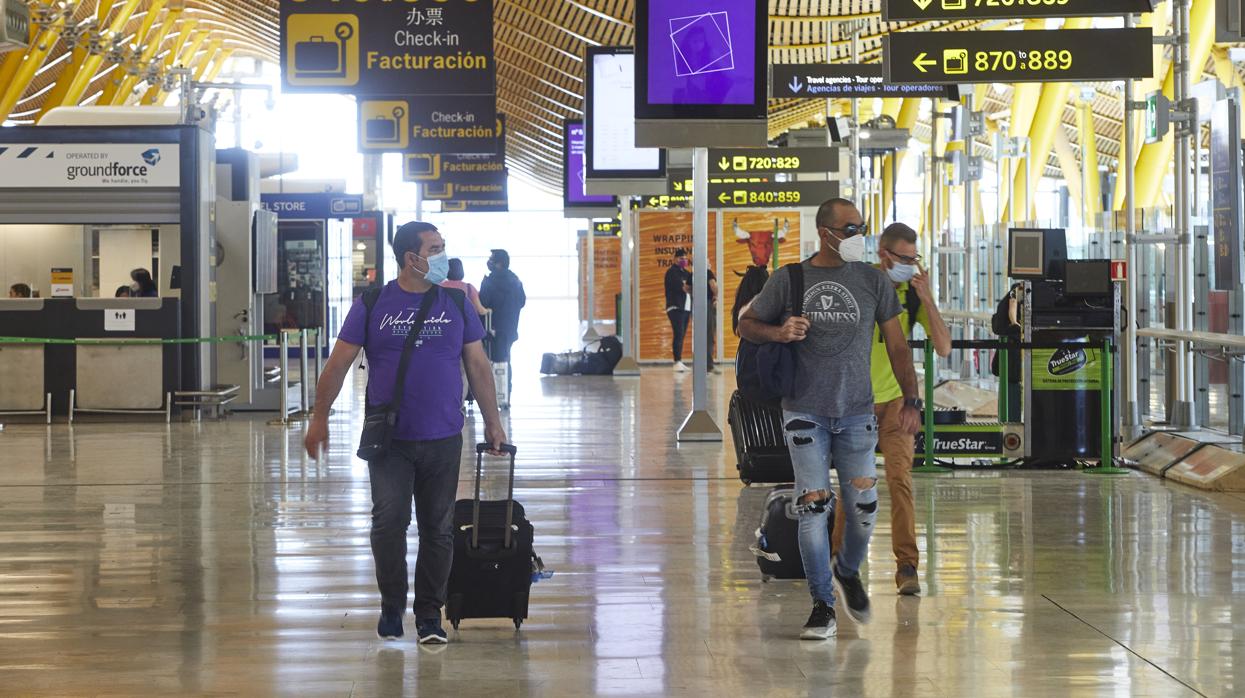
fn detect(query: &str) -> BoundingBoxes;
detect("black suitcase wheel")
[513,619,522,630]
[452,620,460,630]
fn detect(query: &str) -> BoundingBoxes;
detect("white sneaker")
[674,362,689,372]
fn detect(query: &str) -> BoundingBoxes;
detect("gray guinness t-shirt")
[748,259,901,418]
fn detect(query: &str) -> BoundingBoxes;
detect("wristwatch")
[903,398,923,412]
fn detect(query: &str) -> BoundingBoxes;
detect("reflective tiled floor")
[2,368,1244,696]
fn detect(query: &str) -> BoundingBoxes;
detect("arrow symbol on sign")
[718,192,731,204]
[913,52,937,73]
[913,0,934,9]
[789,75,803,93]
[718,157,731,170]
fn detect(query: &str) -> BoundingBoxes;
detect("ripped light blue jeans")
[782,410,879,606]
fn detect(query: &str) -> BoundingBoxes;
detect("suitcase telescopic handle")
[473,443,518,550]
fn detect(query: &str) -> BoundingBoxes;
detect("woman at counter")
[8,283,31,298]
[130,269,158,298]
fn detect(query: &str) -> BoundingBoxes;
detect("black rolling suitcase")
[728,390,795,485]
[749,486,833,581]
[446,444,542,631]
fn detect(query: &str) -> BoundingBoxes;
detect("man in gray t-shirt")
[740,198,921,641]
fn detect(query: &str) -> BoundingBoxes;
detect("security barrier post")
[280,331,290,425]
[1087,338,1129,475]
[914,340,952,474]
[299,330,310,417]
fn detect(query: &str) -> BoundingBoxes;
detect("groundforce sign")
[0,144,179,188]
[280,0,496,97]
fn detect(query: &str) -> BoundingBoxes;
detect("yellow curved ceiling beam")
[98,0,168,106]
[0,0,85,122]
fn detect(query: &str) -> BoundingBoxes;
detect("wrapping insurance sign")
[0,144,179,188]
[280,0,496,97]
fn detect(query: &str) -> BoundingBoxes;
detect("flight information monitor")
[634,0,767,121]
[587,49,665,178]
[563,120,618,217]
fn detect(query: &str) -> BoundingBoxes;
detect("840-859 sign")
[885,29,1153,84]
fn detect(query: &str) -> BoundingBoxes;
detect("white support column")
[678,148,722,442]
[584,224,600,342]
[1122,13,1142,436]
[615,207,641,376]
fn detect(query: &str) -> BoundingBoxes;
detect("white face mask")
[829,230,866,263]
[887,263,917,283]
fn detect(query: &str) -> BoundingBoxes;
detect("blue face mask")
[415,252,450,285]
[887,263,917,284]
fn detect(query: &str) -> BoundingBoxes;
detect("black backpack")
[736,263,804,406]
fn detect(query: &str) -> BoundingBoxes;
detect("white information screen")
[591,52,662,173]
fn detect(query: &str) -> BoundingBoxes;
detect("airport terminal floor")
[1,367,1243,697]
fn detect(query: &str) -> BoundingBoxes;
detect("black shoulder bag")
[357,286,440,461]
[736,263,805,406]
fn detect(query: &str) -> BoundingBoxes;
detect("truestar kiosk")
[1009,228,1120,463]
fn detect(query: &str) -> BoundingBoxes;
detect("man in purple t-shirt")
[305,221,507,645]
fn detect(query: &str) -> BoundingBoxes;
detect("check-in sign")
[358,96,499,154]
[280,0,496,97]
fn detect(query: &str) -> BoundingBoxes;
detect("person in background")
[706,267,719,373]
[443,258,488,316]
[731,266,770,338]
[8,283,31,298]
[991,283,1024,420]
[114,285,133,298]
[130,269,158,297]
[832,222,951,597]
[664,248,693,371]
[479,249,526,397]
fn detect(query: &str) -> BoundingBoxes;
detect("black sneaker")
[416,617,449,645]
[832,559,872,625]
[801,600,837,640]
[377,610,403,640]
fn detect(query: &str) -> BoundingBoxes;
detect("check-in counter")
[0,298,181,418]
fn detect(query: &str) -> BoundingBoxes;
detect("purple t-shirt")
[339,282,485,442]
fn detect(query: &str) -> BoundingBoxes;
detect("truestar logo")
[1048,347,1088,376]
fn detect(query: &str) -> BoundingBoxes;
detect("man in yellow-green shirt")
[833,223,951,596]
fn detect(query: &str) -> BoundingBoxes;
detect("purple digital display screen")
[566,122,614,205]
[645,0,758,106]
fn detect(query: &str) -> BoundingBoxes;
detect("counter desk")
[0,298,181,418]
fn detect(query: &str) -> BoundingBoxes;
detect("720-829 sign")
[881,0,1154,22]
[885,29,1153,84]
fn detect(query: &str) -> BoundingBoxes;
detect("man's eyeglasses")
[885,249,922,266]
[825,222,869,238]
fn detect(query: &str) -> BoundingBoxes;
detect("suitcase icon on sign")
[365,106,406,144]
[293,21,356,78]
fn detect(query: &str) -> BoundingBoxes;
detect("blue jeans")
[782,410,879,606]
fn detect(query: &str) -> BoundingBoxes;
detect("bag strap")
[389,286,440,414]
[361,286,383,347]
[472,443,519,550]
[787,263,805,318]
